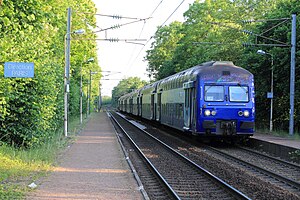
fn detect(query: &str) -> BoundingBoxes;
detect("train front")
[197,62,255,137]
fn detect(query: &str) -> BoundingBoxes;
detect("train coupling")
[220,121,237,135]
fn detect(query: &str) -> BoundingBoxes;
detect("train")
[118,61,255,139]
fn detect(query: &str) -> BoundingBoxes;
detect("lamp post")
[64,7,85,137]
[88,71,99,115]
[80,58,94,124]
[257,49,274,132]
[98,81,102,112]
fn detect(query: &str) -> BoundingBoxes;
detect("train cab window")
[229,86,249,102]
[204,86,224,101]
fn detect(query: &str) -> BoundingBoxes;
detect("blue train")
[118,61,255,138]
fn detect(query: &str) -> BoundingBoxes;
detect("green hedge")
[0,0,99,147]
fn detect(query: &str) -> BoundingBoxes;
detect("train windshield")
[204,86,224,101]
[229,86,249,102]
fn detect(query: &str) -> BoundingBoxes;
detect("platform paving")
[27,112,143,200]
[253,133,300,150]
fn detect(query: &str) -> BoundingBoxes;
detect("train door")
[151,93,155,120]
[136,96,140,116]
[156,92,161,122]
[183,81,195,131]
[129,98,133,113]
[139,95,143,117]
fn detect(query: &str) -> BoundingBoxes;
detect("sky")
[92,0,196,96]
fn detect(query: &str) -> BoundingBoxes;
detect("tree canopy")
[111,77,147,107]
[0,0,100,147]
[145,0,299,132]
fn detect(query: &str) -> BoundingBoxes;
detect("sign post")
[4,62,34,78]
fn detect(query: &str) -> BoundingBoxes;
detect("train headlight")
[204,110,211,116]
[211,110,217,116]
[238,111,243,116]
[243,110,250,117]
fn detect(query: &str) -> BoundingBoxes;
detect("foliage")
[0,0,100,147]
[146,0,275,79]
[102,96,112,105]
[111,77,147,107]
[145,0,300,133]
[289,150,300,162]
[0,114,83,199]
[146,21,184,80]
[240,0,300,131]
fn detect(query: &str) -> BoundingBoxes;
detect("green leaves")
[111,77,147,106]
[0,0,99,147]
[145,0,300,132]
[2,17,10,26]
[146,21,184,79]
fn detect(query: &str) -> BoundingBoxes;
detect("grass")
[0,115,90,199]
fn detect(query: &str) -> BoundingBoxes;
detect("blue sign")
[267,92,273,99]
[4,62,34,78]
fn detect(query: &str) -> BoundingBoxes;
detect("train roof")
[118,91,134,101]
[119,61,253,99]
[140,81,160,94]
[158,61,252,85]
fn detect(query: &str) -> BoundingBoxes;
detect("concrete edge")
[106,111,150,200]
[248,138,300,164]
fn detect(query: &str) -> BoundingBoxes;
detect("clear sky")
[92,0,195,96]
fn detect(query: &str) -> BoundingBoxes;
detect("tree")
[146,21,184,79]
[111,77,147,107]
[146,0,271,81]
[144,0,298,132]
[240,0,300,131]
[0,0,99,147]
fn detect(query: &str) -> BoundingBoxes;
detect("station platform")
[252,133,300,150]
[27,112,143,200]
[250,133,300,163]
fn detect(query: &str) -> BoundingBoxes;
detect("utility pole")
[86,83,89,118]
[80,58,94,124]
[99,81,102,111]
[89,70,92,114]
[289,14,296,136]
[64,7,71,137]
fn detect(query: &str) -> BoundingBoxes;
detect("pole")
[89,70,91,115]
[270,56,274,132]
[99,81,101,111]
[86,84,89,118]
[80,63,83,124]
[64,7,71,137]
[289,14,296,136]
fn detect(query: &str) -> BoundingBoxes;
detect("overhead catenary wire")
[207,21,290,46]
[126,0,165,69]
[74,1,188,81]
[127,0,187,73]
[71,38,147,44]
[79,12,145,20]
[160,0,185,27]
[93,17,152,34]
[74,10,152,35]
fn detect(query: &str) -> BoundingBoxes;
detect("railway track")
[205,145,300,194]
[113,112,300,199]
[109,112,174,200]
[109,111,249,200]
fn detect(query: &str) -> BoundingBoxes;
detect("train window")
[229,86,249,102]
[204,86,224,101]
